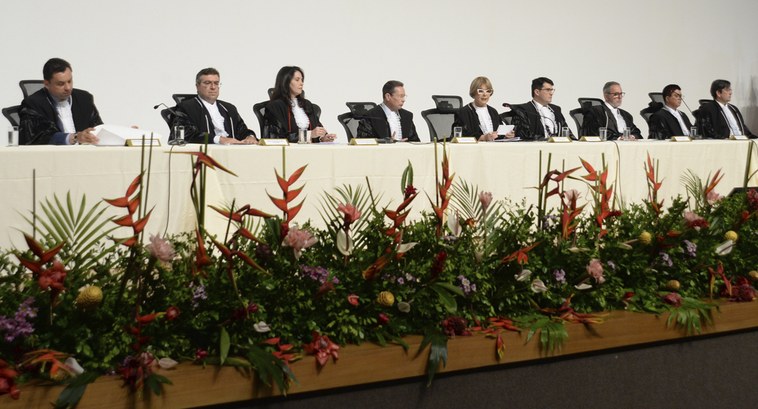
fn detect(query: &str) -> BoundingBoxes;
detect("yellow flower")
[75,286,103,310]
[638,231,652,245]
[724,231,738,242]
[376,291,395,307]
[666,280,681,291]
[749,271,758,281]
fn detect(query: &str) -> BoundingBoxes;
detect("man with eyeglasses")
[174,67,258,144]
[511,77,572,140]
[648,84,693,139]
[584,81,642,140]
[696,79,755,139]
[19,58,103,145]
[357,80,419,142]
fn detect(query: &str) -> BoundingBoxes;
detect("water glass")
[599,127,608,141]
[690,126,698,139]
[622,127,631,140]
[170,125,185,145]
[561,126,570,138]
[7,126,19,146]
[298,128,308,144]
[453,126,463,139]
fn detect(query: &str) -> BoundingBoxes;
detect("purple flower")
[301,265,338,285]
[457,275,477,296]
[0,298,37,342]
[190,283,208,307]
[658,252,673,268]
[553,269,566,283]
[146,235,176,262]
[683,240,697,258]
[397,277,405,285]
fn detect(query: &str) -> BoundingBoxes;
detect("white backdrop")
[1,0,758,142]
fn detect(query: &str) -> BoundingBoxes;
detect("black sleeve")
[174,102,211,144]
[265,100,297,142]
[19,103,58,145]
[511,106,535,141]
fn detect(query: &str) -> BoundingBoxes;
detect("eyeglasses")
[540,88,556,93]
[477,89,493,95]
[607,92,625,97]
[200,81,221,87]
[671,93,683,99]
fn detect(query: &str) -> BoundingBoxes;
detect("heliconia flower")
[303,332,340,367]
[587,259,605,284]
[404,185,417,200]
[514,269,533,282]
[253,321,271,333]
[479,191,493,212]
[347,294,360,306]
[337,203,361,224]
[530,279,548,293]
[146,235,176,263]
[282,226,318,259]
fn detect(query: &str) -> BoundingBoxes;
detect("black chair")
[252,102,269,138]
[313,104,321,121]
[640,102,663,126]
[172,94,195,104]
[2,105,21,127]
[569,108,585,135]
[577,97,604,107]
[345,102,377,116]
[160,108,174,133]
[337,112,359,140]
[648,92,664,104]
[698,99,711,107]
[267,88,275,99]
[431,95,462,112]
[19,80,44,98]
[421,108,456,141]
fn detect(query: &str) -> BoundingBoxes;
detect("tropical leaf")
[417,330,448,386]
[247,345,297,394]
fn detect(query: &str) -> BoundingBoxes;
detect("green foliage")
[665,298,717,335]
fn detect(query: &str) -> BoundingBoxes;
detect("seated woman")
[452,76,515,141]
[264,66,336,143]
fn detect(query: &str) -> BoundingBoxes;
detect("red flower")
[441,316,470,337]
[430,251,447,280]
[662,292,682,307]
[337,203,361,226]
[165,306,180,321]
[0,359,20,400]
[347,294,360,306]
[303,332,340,368]
[404,185,417,200]
[195,349,208,361]
[377,313,390,326]
[748,189,758,211]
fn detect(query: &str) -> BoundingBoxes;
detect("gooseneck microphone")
[154,102,187,145]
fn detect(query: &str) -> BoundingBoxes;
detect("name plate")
[548,136,572,143]
[349,138,378,146]
[580,136,602,142]
[670,136,692,142]
[730,134,749,140]
[126,138,161,147]
[451,137,477,144]
[259,138,289,146]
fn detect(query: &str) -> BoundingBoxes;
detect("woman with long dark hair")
[264,66,335,143]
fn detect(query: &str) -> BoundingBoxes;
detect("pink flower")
[337,203,361,225]
[587,259,605,284]
[146,235,175,263]
[706,191,722,205]
[282,226,318,259]
[563,189,580,204]
[683,211,709,230]
[347,294,360,306]
[479,191,493,212]
[377,313,390,325]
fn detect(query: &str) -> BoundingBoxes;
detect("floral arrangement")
[1,143,757,405]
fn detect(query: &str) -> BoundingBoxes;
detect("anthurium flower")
[158,357,178,369]
[337,203,361,225]
[64,357,85,375]
[336,229,354,256]
[347,294,360,306]
[715,240,734,256]
[514,269,532,282]
[574,283,593,290]
[446,211,462,237]
[254,321,271,333]
[530,279,548,293]
[397,301,411,313]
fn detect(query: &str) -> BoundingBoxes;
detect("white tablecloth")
[0,140,755,250]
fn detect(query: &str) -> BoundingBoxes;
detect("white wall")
[2,0,758,142]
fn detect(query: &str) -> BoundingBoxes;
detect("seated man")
[649,84,693,139]
[357,80,420,142]
[584,81,642,140]
[696,79,755,139]
[19,58,102,145]
[511,77,572,140]
[175,68,258,144]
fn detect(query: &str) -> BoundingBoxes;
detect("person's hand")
[219,136,245,145]
[319,133,336,142]
[243,136,259,145]
[504,130,516,139]
[74,128,99,144]
[312,127,329,138]
[478,132,498,142]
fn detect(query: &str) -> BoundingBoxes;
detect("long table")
[0,140,756,250]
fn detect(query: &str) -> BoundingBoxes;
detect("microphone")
[680,98,695,117]
[154,102,187,145]
[153,102,187,118]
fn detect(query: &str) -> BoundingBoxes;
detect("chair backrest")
[569,108,584,135]
[431,95,462,113]
[267,88,275,98]
[421,108,455,141]
[160,108,174,134]
[577,97,604,107]
[19,80,44,99]
[345,102,377,117]
[698,99,711,107]
[648,92,664,104]
[337,112,360,140]
[172,94,196,104]
[639,109,654,125]
[2,105,21,127]
[640,102,663,125]
[252,101,269,138]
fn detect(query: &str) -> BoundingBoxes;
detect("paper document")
[93,124,157,146]
[497,124,515,135]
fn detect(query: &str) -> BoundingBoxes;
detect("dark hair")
[710,79,730,99]
[531,77,553,96]
[271,66,305,105]
[196,67,220,84]
[662,84,681,99]
[43,58,71,81]
[382,80,404,98]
